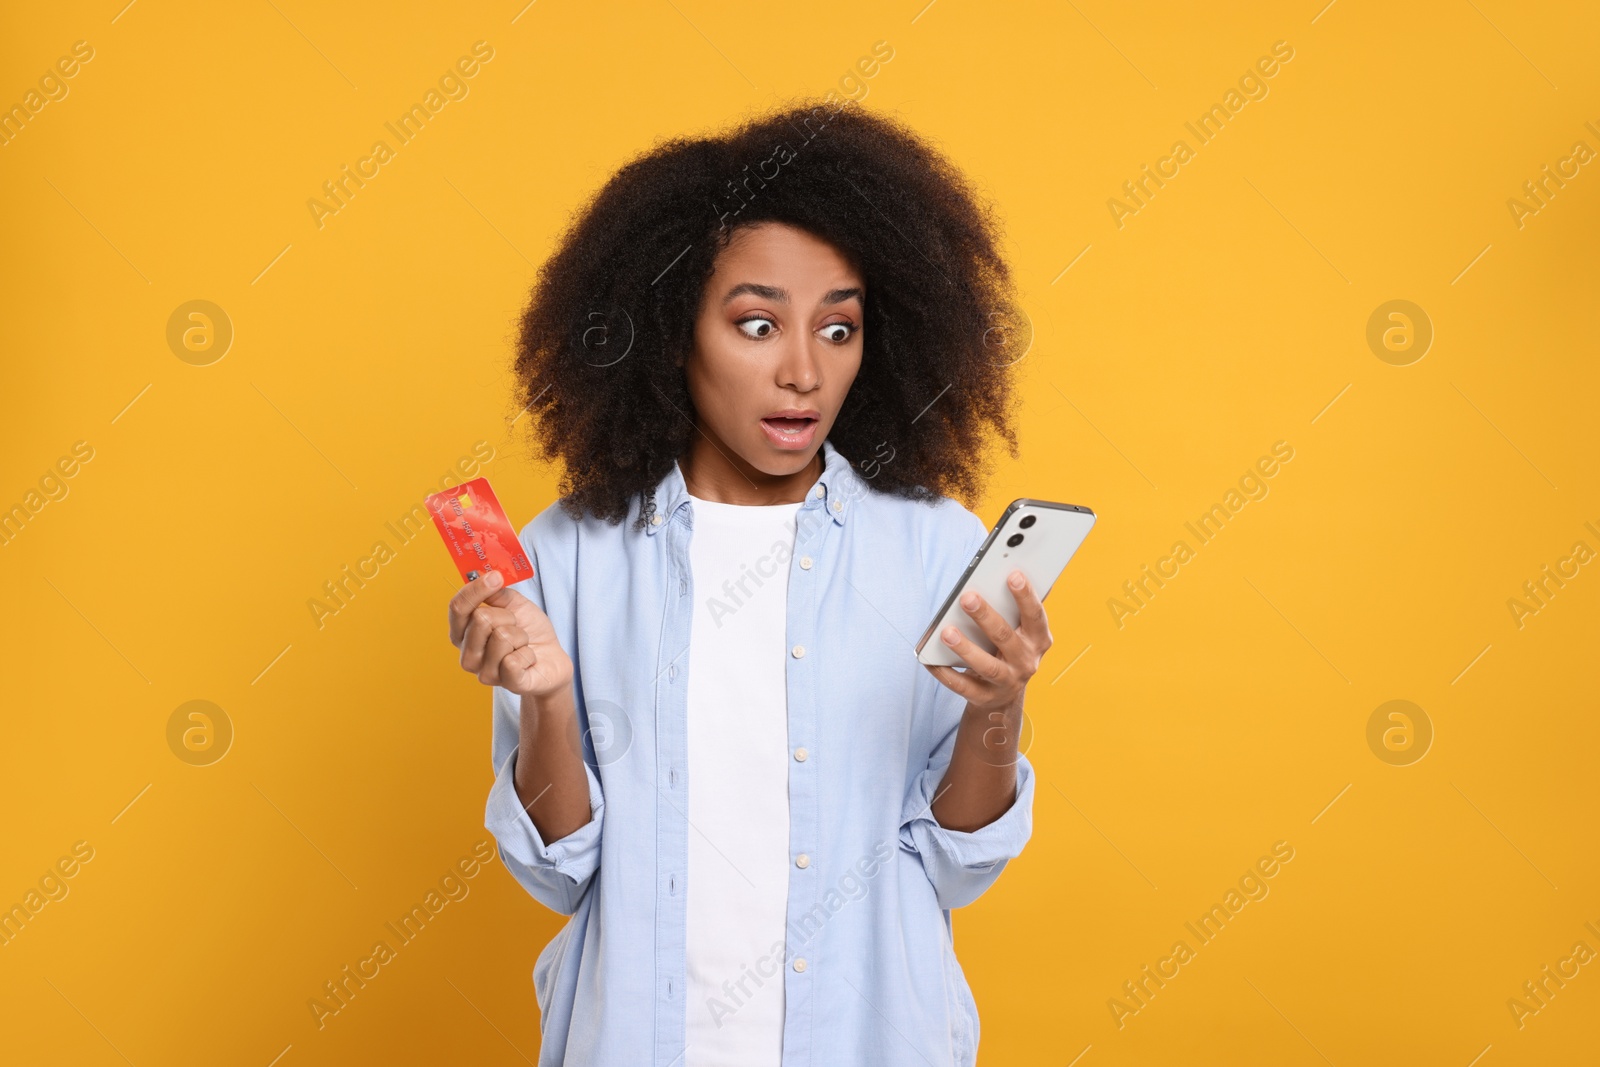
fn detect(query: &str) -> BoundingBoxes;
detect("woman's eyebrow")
[721,283,864,307]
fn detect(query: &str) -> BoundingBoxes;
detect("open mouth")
[763,417,814,434]
[759,413,819,449]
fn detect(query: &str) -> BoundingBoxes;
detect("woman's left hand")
[924,570,1053,711]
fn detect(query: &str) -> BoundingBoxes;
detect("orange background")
[2,1,1597,1063]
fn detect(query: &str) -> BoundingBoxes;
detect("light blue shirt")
[484,438,1037,1066]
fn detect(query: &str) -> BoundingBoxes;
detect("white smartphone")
[915,498,1097,667]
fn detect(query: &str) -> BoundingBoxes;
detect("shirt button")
[799,556,813,570]
[791,644,805,658]
[793,957,808,973]
[651,513,663,526]
[813,487,824,499]
[795,853,810,869]
[831,500,842,512]
[793,747,808,762]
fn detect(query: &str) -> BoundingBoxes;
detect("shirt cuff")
[484,742,605,883]
[900,752,1035,873]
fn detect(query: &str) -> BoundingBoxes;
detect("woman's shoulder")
[860,482,987,546]
[855,485,989,590]
[517,496,568,561]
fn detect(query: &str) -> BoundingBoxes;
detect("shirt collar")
[642,437,859,534]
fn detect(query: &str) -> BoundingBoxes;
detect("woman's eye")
[735,316,776,339]
[818,322,856,343]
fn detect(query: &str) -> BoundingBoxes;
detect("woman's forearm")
[514,686,595,844]
[930,697,1023,833]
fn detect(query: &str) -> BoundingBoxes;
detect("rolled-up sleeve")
[899,742,1035,910]
[898,501,1037,910]
[482,508,604,917]
[485,736,605,916]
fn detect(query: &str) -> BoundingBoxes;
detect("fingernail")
[943,627,959,644]
[487,571,502,588]
[961,592,979,609]
[1009,572,1024,588]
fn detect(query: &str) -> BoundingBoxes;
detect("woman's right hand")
[449,571,572,700]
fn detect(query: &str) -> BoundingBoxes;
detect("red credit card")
[424,478,534,585]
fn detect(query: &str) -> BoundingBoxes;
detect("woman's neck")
[679,433,823,505]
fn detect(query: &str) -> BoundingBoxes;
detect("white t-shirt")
[683,491,800,1067]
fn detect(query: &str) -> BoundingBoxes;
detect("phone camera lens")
[1018,514,1036,529]
[1006,533,1024,548]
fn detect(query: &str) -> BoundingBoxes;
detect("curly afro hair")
[512,97,1025,530]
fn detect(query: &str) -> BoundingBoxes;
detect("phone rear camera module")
[1018,514,1036,529]
[1006,533,1024,547]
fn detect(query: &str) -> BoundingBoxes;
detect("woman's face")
[683,221,865,495]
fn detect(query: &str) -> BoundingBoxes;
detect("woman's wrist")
[515,686,580,799]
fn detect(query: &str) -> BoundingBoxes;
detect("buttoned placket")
[654,494,693,1066]
[641,451,854,1067]
[778,475,852,1066]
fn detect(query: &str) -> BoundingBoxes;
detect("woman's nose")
[776,335,821,391]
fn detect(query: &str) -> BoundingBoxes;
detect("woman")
[449,98,1053,1067]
